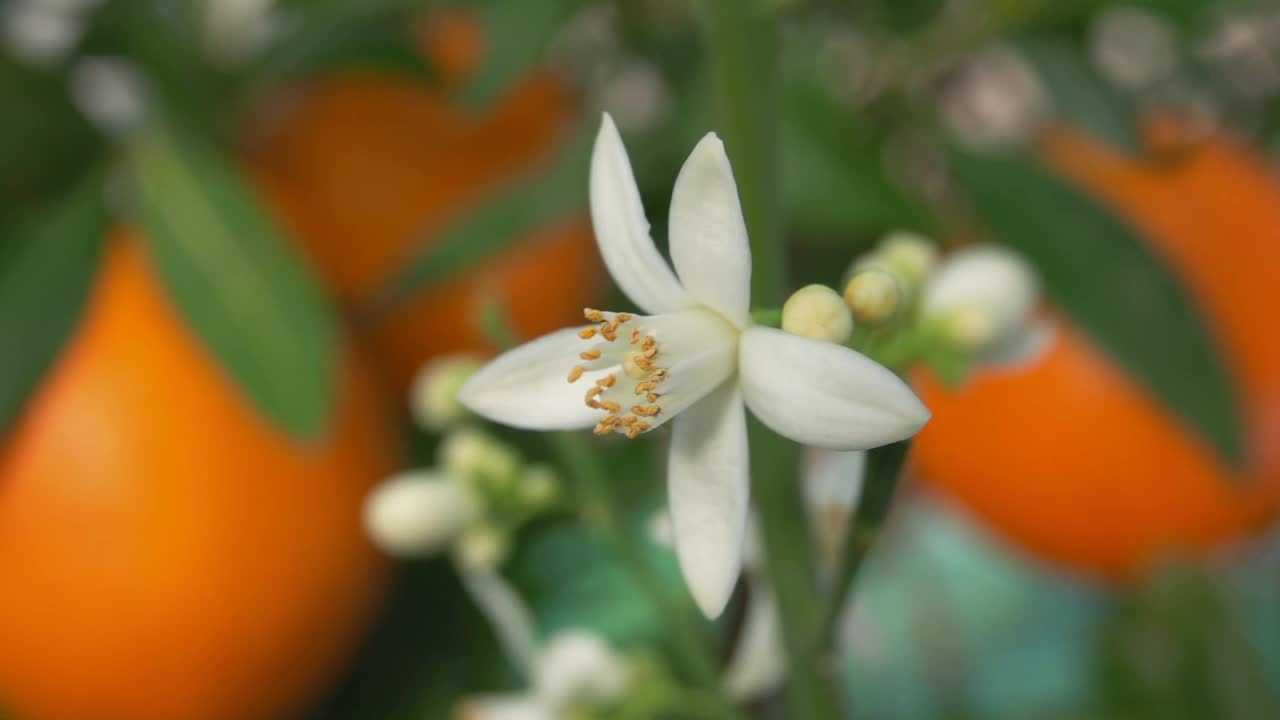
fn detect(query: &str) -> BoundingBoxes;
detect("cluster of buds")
[779,231,1044,379]
[364,355,561,572]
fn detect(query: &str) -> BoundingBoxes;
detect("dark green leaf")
[1020,37,1139,153]
[374,127,592,311]
[952,148,1243,468]
[126,124,339,441]
[872,0,946,33]
[506,519,676,646]
[0,174,107,436]
[461,0,593,107]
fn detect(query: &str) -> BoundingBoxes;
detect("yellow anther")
[585,386,603,408]
[634,381,655,395]
[650,370,668,383]
[578,327,598,340]
[596,374,617,388]
[580,349,602,361]
[629,328,642,344]
[600,325,618,342]
[584,309,605,322]
[600,400,621,413]
[631,405,661,417]
[593,422,612,435]
[567,365,585,383]
[646,393,661,402]
[616,313,633,322]
[641,345,658,359]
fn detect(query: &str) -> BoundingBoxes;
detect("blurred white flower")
[460,113,929,618]
[1,0,83,66]
[1089,6,1177,90]
[782,284,854,344]
[594,59,670,132]
[69,56,147,136]
[1200,9,1280,99]
[460,630,630,720]
[362,470,480,558]
[202,0,276,66]
[941,46,1050,150]
[411,354,484,433]
[923,245,1047,364]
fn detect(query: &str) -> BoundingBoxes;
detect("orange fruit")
[0,232,399,720]
[912,120,1280,578]
[243,11,602,390]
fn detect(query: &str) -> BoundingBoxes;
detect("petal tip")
[687,569,736,619]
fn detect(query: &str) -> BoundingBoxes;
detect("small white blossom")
[460,114,929,618]
[460,630,629,720]
[923,245,1044,363]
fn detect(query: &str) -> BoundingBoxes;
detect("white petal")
[668,381,749,618]
[590,113,692,314]
[721,583,786,700]
[456,695,552,720]
[458,328,614,431]
[739,327,930,450]
[668,132,752,327]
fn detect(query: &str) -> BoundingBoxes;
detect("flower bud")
[923,245,1039,353]
[842,270,901,326]
[782,284,854,343]
[534,631,629,707]
[363,471,479,557]
[439,428,521,485]
[878,231,938,286]
[410,354,483,433]
[518,464,560,509]
[455,524,509,572]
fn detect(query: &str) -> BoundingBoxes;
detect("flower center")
[567,309,669,438]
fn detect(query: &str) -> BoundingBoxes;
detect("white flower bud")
[533,631,629,707]
[410,354,483,433]
[781,284,853,343]
[878,231,938,285]
[455,525,509,572]
[923,245,1039,354]
[842,270,901,326]
[439,428,521,485]
[363,471,479,558]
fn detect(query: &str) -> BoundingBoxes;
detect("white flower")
[459,630,629,720]
[459,113,930,618]
[923,244,1047,364]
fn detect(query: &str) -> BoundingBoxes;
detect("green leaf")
[1019,36,1140,153]
[952,148,1243,468]
[506,519,677,647]
[461,0,593,107]
[0,174,107,436]
[126,124,339,441]
[1100,563,1280,719]
[374,126,592,311]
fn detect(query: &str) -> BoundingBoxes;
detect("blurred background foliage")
[2,0,1280,718]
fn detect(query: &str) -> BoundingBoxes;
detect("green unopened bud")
[878,231,938,285]
[842,270,901,325]
[410,354,484,432]
[455,524,509,571]
[518,464,560,509]
[781,284,853,343]
[439,428,521,485]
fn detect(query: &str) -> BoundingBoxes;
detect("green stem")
[703,1,839,717]
[814,441,911,652]
[547,433,743,719]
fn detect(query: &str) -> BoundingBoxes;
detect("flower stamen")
[567,308,674,439]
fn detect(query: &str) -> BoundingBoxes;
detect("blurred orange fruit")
[0,233,399,720]
[244,11,601,390]
[912,120,1280,578]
